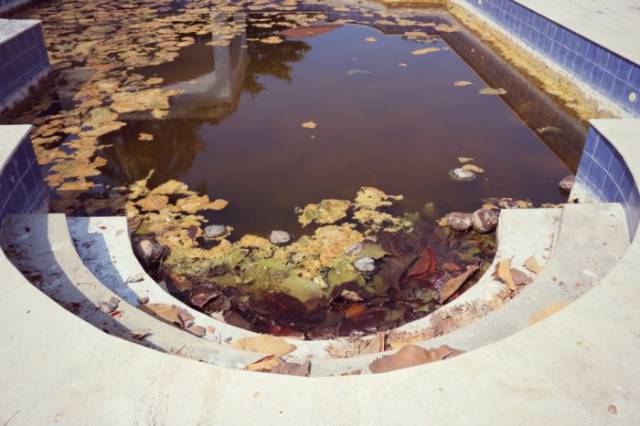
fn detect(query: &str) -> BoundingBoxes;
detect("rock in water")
[447,212,472,231]
[449,167,476,182]
[270,230,291,245]
[134,238,166,267]
[471,209,499,233]
[204,225,226,239]
[354,257,376,272]
[558,175,575,193]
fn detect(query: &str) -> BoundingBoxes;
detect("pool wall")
[452,0,640,117]
[0,0,34,15]
[0,125,48,225]
[0,18,50,114]
[574,121,640,238]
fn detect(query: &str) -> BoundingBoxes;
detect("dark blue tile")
[620,168,635,201]
[602,177,618,202]
[594,137,614,169]
[608,153,626,186]
[587,162,607,191]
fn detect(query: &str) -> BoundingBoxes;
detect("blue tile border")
[576,126,639,236]
[0,0,33,15]
[0,19,50,113]
[0,127,48,225]
[457,0,640,116]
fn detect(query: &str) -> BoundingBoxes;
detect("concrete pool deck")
[513,0,640,64]
[1,0,640,424]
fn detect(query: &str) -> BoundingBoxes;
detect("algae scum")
[8,0,579,338]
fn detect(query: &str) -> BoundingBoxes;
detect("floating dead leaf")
[111,88,179,114]
[529,302,568,325]
[301,120,317,129]
[176,195,227,213]
[524,256,543,274]
[354,187,403,210]
[365,37,377,43]
[437,264,479,303]
[495,257,516,291]
[398,63,408,67]
[150,180,190,196]
[454,81,472,87]
[138,132,154,142]
[296,199,350,227]
[369,344,464,374]
[435,23,459,33]
[137,194,169,211]
[479,87,508,96]
[412,47,441,56]
[210,199,229,210]
[260,36,284,44]
[462,164,484,174]
[230,335,296,356]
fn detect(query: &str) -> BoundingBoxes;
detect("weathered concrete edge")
[0,0,34,15]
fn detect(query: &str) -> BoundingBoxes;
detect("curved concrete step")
[310,202,630,375]
[68,208,560,361]
[67,216,332,359]
[0,213,268,368]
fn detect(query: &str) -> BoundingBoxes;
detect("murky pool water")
[97,10,579,237]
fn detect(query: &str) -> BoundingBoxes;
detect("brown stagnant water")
[97,10,584,238]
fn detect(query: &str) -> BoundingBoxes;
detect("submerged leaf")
[436,264,479,302]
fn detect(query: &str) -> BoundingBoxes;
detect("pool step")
[67,209,560,361]
[0,213,267,368]
[67,216,332,359]
[310,202,629,375]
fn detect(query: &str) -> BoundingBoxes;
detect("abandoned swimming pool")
[3,0,591,338]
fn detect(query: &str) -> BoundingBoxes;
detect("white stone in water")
[204,225,226,239]
[449,167,476,182]
[471,208,499,233]
[269,230,291,245]
[447,212,473,231]
[558,175,576,193]
[353,257,376,272]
